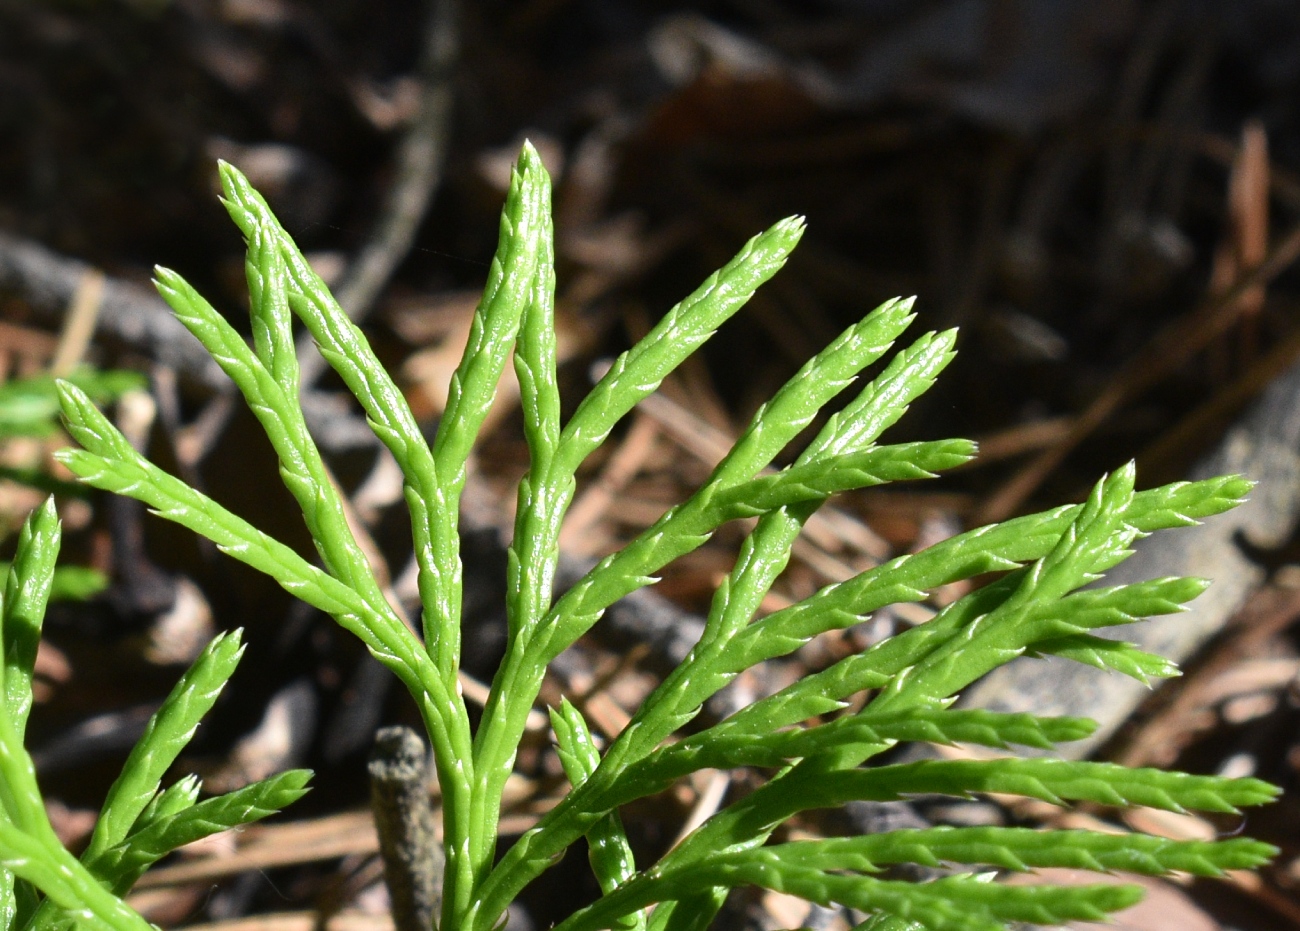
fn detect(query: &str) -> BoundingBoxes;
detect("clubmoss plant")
[0,368,304,931]
[14,141,1276,930]
[0,502,310,931]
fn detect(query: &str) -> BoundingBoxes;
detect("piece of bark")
[369,725,442,931]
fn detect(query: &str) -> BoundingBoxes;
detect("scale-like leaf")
[709,298,918,486]
[2,500,59,739]
[769,826,1277,876]
[81,631,243,864]
[1026,578,1207,635]
[796,758,1280,814]
[550,701,643,931]
[554,852,1143,931]
[0,822,150,931]
[156,255,389,604]
[1029,634,1179,683]
[556,330,965,784]
[711,440,975,519]
[554,217,805,479]
[92,770,311,890]
[127,775,201,838]
[725,475,1248,672]
[612,710,1095,802]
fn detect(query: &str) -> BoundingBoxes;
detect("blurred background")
[3,1,1300,929]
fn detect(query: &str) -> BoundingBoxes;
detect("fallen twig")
[0,230,227,391]
[369,726,442,931]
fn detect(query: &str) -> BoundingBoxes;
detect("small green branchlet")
[0,502,310,931]
[0,142,1275,931]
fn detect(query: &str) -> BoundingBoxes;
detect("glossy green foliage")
[46,143,1278,931]
[551,700,644,931]
[0,503,310,931]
